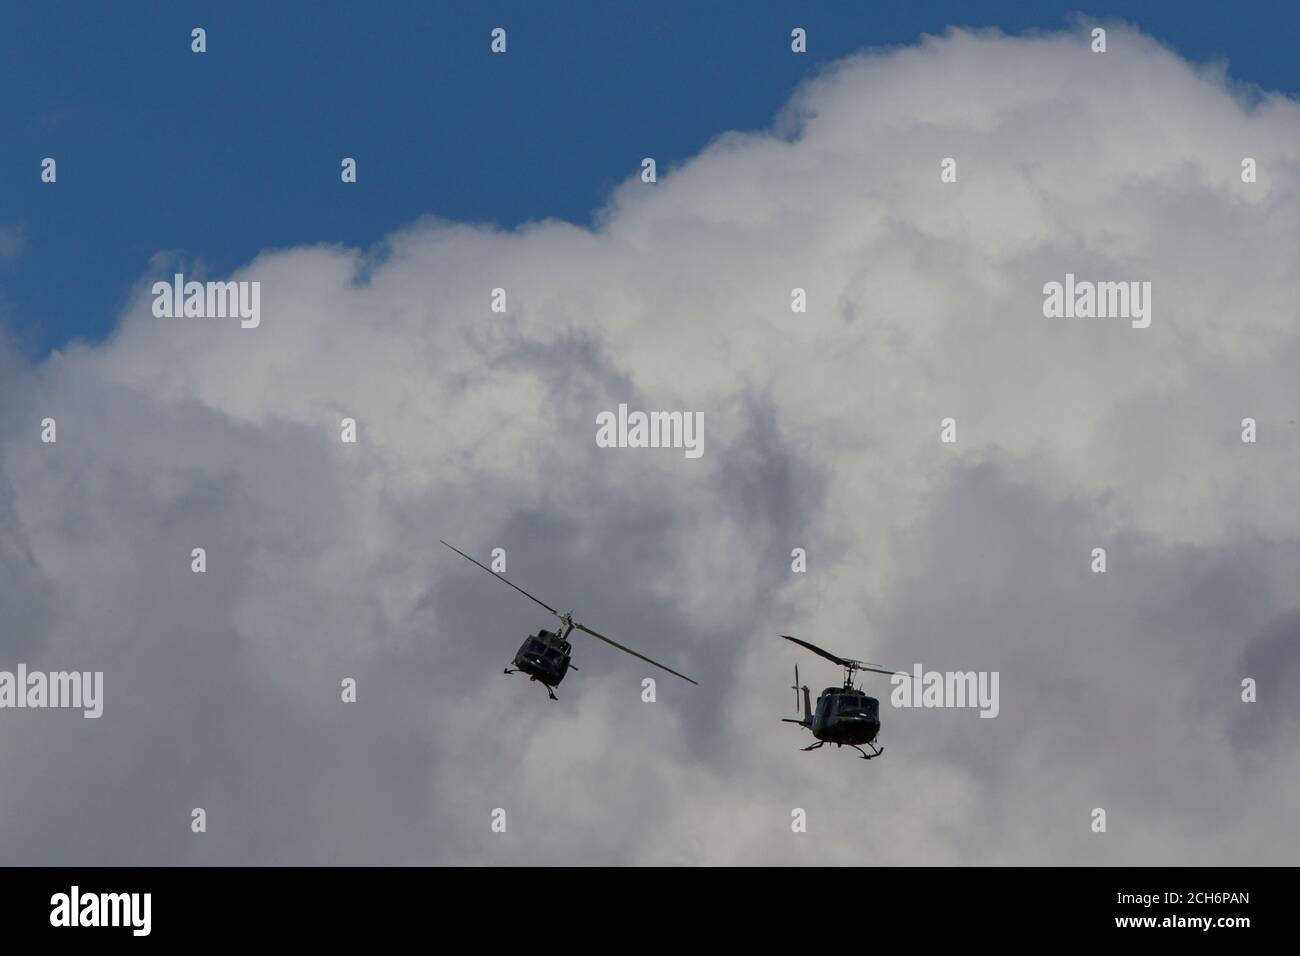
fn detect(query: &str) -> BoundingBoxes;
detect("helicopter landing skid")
[800,740,883,760]
[502,667,560,700]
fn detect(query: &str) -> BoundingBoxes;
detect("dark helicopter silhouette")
[440,540,697,699]
[782,634,902,760]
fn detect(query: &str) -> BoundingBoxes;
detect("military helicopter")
[781,634,902,760]
[440,540,698,699]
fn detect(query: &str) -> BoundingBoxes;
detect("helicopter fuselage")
[511,629,573,687]
[811,688,881,745]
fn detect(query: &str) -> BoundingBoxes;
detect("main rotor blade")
[855,664,905,678]
[439,540,559,617]
[782,635,901,677]
[781,634,850,668]
[574,623,698,686]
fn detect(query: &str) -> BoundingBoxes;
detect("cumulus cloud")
[2,22,1299,864]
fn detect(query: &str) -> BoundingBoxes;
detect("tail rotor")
[782,660,815,729]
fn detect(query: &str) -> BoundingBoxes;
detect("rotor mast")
[842,660,859,690]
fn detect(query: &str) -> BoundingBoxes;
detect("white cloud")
[2,23,1298,863]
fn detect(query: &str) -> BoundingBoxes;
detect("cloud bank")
[2,23,1299,864]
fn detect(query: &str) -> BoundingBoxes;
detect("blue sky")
[3,0,1299,356]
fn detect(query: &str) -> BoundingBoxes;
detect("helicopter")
[440,540,698,699]
[781,634,902,760]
